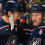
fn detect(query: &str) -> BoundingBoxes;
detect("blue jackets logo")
[39,29,42,35]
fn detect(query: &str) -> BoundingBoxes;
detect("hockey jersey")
[28,23,45,45]
[0,17,17,45]
[19,22,45,45]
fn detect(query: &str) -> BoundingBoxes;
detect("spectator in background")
[0,3,2,16]
[24,0,31,10]
[26,4,30,10]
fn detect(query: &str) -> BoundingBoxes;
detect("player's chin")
[33,23,38,26]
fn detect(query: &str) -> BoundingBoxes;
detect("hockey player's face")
[13,11,22,24]
[31,12,42,26]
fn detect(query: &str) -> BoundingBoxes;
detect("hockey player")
[27,4,45,45]
[17,4,45,45]
[0,1,23,45]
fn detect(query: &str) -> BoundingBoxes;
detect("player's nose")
[18,17,20,20]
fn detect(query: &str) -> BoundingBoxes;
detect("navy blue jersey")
[22,24,33,45]
[0,17,17,45]
[17,24,32,45]
[17,22,28,45]
[18,22,45,45]
[28,23,45,45]
[0,17,10,45]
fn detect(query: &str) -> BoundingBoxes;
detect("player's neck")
[2,15,10,24]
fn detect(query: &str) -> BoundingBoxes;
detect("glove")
[20,12,28,23]
[19,12,28,27]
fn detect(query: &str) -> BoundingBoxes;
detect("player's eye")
[36,15,39,16]
[31,15,34,17]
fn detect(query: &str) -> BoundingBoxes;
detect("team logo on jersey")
[6,35,17,45]
[39,29,43,35]
[28,38,41,45]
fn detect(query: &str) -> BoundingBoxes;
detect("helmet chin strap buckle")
[9,14,14,30]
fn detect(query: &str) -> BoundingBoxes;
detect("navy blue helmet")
[4,1,23,14]
[29,4,45,16]
[29,4,45,13]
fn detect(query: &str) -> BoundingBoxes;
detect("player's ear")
[8,11,12,17]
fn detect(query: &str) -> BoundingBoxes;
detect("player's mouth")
[33,21,37,23]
